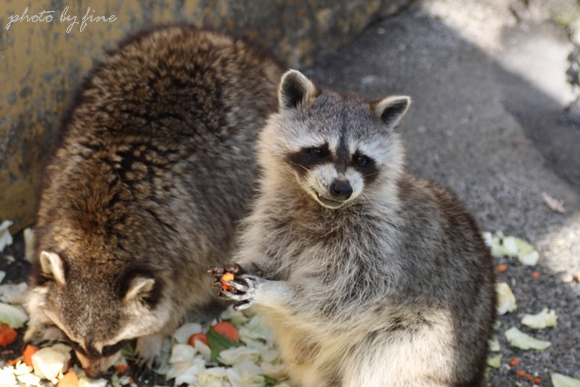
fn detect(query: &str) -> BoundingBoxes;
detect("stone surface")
[0,0,410,233]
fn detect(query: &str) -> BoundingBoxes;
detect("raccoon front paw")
[25,323,66,346]
[134,334,164,371]
[219,274,264,311]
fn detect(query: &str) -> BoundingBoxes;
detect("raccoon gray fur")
[213,70,496,387]
[25,24,285,377]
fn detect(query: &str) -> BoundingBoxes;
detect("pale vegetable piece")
[505,326,551,350]
[541,192,566,213]
[194,338,212,362]
[219,346,261,366]
[486,354,502,368]
[166,357,205,385]
[551,373,580,387]
[496,283,517,315]
[77,372,108,387]
[0,282,29,304]
[12,361,33,376]
[172,322,202,344]
[239,315,272,342]
[198,366,228,387]
[169,344,196,363]
[0,302,28,328]
[17,372,41,385]
[220,305,250,325]
[261,361,288,379]
[488,335,500,352]
[522,308,558,329]
[32,343,72,383]
[227,360,265,387]
[483,231,539,265]
[110,372,132,387]
[0,220,13,252]
[0,367,17,387]
[501,236,520,256]
[0,271,5,284]
[24,227,35,262]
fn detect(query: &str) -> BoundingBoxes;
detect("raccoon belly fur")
[223,70,496,387]
[25,24,284,376]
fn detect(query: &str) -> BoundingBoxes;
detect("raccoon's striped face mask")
[265,69,410,209]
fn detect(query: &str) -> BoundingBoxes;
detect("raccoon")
[212,70,496,386]
[25,25,284,377]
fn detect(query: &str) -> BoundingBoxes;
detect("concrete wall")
[0,0,410,233]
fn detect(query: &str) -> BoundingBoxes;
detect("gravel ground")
[1,0,579,386]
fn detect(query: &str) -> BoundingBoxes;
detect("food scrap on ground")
[505,326,551,351]
[496,282,517,315]
[541,192,566,214]
[483,231,539,265]
[552,373,580,387]
[521,308,558,330]
[0,221,13,253]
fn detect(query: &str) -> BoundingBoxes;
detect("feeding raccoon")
[25,25,284,378]
[213,70,496,387]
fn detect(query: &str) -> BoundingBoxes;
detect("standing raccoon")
[26,25,284,377]
[213,70,496,386]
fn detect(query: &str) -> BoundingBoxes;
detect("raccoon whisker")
[289,162,309,172]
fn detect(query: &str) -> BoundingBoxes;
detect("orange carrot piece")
[509,357,519,367]
[534,378,541,384]
[115,364,130,374]
[22,344,38,367]
[531,271,540,279]
[188,333,209,347]
[517,370,525,377]
[221,272,235,291]
[497,264,508,273]
[213,321,239,341]
[525,373,534,381]
[57,371,79,387]
[0,324,18,347]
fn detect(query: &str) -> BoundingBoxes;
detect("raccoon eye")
[354,155,368,166]
[309,147,325,158]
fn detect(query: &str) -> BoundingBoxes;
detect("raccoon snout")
[330,180,353,200]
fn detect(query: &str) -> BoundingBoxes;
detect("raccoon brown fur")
[213,70,496,387]
[25,24,285,377]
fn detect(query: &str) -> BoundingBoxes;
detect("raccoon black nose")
[330,180,353,200]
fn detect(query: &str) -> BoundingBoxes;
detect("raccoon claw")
[233,301,251,311]
[224,278,250,292]
[225,263,243,274]
[219,274,262,307]
[209,266,225,278]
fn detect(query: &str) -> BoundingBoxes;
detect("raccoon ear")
[40,251,66,286]
[123,277,155,304]
[373,96,411,130]
[279,69,317,109]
